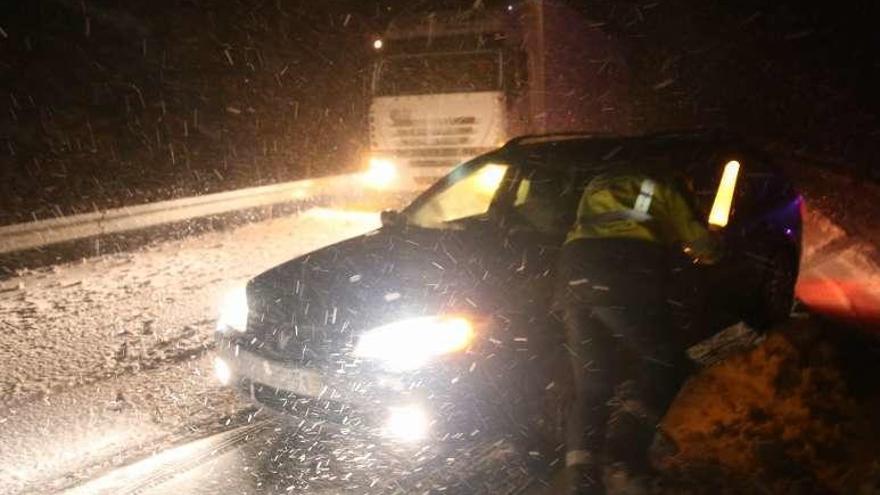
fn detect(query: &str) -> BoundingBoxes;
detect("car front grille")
[241,378,382,430]
[245,295,359,371]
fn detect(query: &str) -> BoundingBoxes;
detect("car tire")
[745,249,798,331]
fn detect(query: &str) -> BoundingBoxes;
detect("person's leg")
[587,307,655,475]
[561,305,618,494]
[639,340,694,468]
[594,306,692,477]
[638,341,693,419]
[554,239,633,493]
[554,241,601,492]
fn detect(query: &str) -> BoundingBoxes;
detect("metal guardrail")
[0,174,360,255]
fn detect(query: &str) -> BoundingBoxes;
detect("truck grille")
[389,115,478,148]
[370,111,495,169]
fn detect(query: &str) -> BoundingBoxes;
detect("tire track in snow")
[63,416,277,495]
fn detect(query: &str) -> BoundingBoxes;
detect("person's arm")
[663,183,723,265]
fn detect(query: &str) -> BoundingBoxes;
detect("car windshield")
[404,158,580,234]
[404,161,510,229]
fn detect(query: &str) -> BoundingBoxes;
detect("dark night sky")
[1,0,877,224]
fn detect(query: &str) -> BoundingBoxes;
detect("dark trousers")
[555,238,692,472]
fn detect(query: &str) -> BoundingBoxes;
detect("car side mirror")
[380,209,404,228]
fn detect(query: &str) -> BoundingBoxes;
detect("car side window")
[688,167,718,222]
[510,170,578,235]
[723,156,772,221]
[740,159,783,209]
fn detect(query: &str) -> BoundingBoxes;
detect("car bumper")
[214,334,489,441]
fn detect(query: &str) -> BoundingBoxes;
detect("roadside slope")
[657,176,880,492]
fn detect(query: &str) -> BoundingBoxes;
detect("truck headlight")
[385,404,429,442]
[217,286,248,333]
[354,316,474,371]
[363,156,398,189]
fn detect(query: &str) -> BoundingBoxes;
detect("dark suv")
[214,132,802,444]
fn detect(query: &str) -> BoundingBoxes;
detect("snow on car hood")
[243,224,550,365]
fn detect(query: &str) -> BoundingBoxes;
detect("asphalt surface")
[0,203,877,495]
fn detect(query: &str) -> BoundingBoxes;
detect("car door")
[683,150,776,337]
[496,166,580,306]
[488,165,581,412]
[668,154,746,345]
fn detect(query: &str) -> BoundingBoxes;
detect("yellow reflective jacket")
[566,172,721,264]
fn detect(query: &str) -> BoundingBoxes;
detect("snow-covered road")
[0,199,878,494]
[64,414,538,495]
[0,208,381,494]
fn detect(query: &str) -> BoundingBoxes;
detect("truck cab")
[366,10,511,189]
[363,2,631,191]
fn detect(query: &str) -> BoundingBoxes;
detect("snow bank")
[656,183,880,492]
[661,319,880,493]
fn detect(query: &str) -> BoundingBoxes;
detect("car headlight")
[217,286,248,333]
[363,156,398,189]
[213,356,233,385]
[354,316,474,371]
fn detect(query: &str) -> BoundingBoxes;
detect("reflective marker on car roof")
[708,160,741,227]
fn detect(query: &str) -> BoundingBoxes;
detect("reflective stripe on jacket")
[566,173,721,264]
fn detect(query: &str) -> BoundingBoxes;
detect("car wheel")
[745,249,798,331]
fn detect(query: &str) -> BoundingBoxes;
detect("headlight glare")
[385,404,429,442]
[363,156,398,189]
[354,316,473,371]
[214,356,232,385]
[217,286,248,333]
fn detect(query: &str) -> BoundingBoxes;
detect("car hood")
[244,223,557,365]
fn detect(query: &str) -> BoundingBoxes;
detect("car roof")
[491,130,764,176]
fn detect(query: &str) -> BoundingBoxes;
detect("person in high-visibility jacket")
[556,168,721,494]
